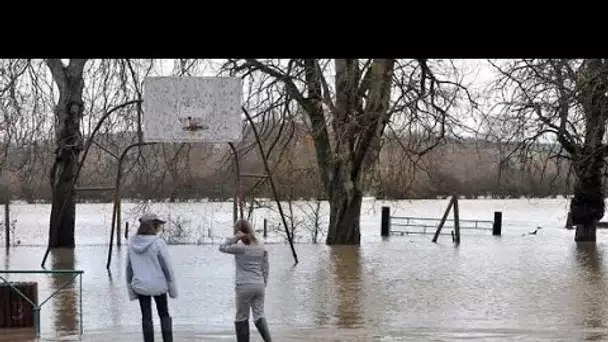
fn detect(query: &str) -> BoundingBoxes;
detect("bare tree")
[44,59,89,248]
[490,59,608,241]
[222,59,473,245]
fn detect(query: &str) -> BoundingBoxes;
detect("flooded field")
[1,198,608,341]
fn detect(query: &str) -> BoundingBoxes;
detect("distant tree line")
[1,124,578,203]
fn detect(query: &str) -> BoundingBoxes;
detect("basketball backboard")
[142,77,243,143]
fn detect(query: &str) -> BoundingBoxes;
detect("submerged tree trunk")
[575,222,598,241]
[238,58,394,245]
[326,164,364,245]
[571,154,605,242]
[570,59,608,243]
[46,59,87,248]
[321,59,394,245]
[327,193,363,245]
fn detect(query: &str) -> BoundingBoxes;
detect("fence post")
[116,199,122,247]
[453,197,461,244]
[493,211,502,236]
[263,218,268,238]
[565,211,574,229]
[124,222,129,240]
[381,206,390,237]
[432,196,456,243]
[4,201,9,249]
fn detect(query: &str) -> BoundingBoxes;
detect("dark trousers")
[138,293,170,321]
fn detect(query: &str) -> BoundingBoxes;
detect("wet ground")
[1,199,607,341]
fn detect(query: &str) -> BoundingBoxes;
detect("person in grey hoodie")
[126,213,177,342]
[219,219,271,342]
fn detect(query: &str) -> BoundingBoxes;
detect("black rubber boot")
[254,318,272,342]
[142,319,154,342]
[235,320,250,342]
[160,316,173,342]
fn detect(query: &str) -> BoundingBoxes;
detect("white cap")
[138,212,166,224]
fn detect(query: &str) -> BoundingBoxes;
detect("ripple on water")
[2,199,608,341]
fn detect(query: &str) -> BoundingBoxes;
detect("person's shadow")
[574,243,607,341]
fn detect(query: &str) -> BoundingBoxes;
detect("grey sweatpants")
[235,283,266,322]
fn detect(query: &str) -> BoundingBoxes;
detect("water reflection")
[574,243,607,341]
[50,248,77,336]
[8,228,608,340]
[312,249,332,326]
[329,246,363,328]
[107,249,125,329]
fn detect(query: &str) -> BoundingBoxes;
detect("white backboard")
[142,77,243,143]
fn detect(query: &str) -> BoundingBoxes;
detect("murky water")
[1,198,608,341]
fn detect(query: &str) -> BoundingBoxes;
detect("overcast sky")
[48,59,504,139]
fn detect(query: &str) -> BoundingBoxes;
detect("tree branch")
[45,59,66,90]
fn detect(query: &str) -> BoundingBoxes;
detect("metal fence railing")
[389,216,494,235]
[0,269,84,338]
[380,206,502,238]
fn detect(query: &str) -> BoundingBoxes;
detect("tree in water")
[0,59,207,253]
[46,59,88,248]
[490,59,608,242]
[223,59,473,245]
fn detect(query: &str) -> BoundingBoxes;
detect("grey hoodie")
[219,235,269,286]
[126,235,177,300]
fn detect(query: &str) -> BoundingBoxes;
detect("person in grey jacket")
[219,219,271,342]
[126,213,177,342]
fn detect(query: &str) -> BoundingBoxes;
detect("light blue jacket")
[126,235,178,300]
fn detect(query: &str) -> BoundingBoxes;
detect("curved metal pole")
[106,142,156,270]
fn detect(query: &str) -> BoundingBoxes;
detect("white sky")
[3,59,506,143]
[136,59,502,141]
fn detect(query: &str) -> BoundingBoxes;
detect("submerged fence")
[381,206,502,237]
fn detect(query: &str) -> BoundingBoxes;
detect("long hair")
[235,219,257,244]
[137,220,158,235]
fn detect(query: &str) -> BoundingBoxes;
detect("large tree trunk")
[324,59,394,245]
[326,193,363,245]
[46,60,87,248]
[326,165,363,245]
[570,59,608,243]
[251,58,393,245]
[575,222,597,241]
[571,154,605,242]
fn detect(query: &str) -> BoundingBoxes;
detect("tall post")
[107,142,156,270]
[381,206,390,237]
[233,195,238,225]
[229,142,244,222]
[4,201,9,249]
[263,218,268,238]
[116,199,122,247]
[432,196,456,243]
[493,211,502,236]
[33,307,40,338]
[242,107,298,264]
[565,211,573,229]
[453,197,461,244]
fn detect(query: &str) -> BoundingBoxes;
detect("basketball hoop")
[142,77,242,143]
[179,116,209,133]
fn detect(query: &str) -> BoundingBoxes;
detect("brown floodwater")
[1,199,608,341]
